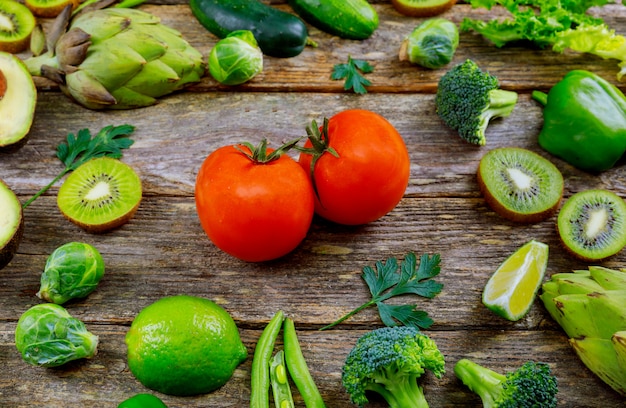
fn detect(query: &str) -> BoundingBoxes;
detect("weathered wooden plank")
[27,3,626,93]
[0,325,622,407]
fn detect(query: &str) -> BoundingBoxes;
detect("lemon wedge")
[482,240,549,321]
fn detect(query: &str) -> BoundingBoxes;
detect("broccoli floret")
[435,59,518,146]
[454,359,558,408]
[341,326,445,408]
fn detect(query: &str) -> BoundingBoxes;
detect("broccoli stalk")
[341,326,445,408]
[454,359,558,408]
[435,59,518,146]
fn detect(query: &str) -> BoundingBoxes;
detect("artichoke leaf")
[124,59,180,98]
[77,41,146,89]
[109,86,157,109]
[64,69,117,109]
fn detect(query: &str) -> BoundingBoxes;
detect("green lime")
[125,295,247,396]
[118,393,168,408]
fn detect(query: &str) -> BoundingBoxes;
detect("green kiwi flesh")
[477,147,564,223]
[391,0,457,17]
[0,178,23,269]
[57,157,142,233]
[0,52,36,152]
[25,0,78,18]
[557,189,626,261]
[0,0,36,53]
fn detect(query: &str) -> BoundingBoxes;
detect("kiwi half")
[25,0,78,18]
[557,189,626,261]
[391,0,457,17]
[0,0,36,54]
[57,157,142,233]
[477,147,564,223]
[0,178,23,269]
[0,51,36,152]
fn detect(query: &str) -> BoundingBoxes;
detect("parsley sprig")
[331,56,374,94]
[320,253,443,331]
[22,124,135,209]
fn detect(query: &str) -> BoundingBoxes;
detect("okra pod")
[270,350,295,408]
[283,318,326,408]
[250,310,285,408]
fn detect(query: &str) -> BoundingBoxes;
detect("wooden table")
[2,1,625,406]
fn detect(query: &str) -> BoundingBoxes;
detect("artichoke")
[25,7,205,109]
[540,266,626,395]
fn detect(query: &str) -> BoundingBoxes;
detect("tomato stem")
[235,137,302,164]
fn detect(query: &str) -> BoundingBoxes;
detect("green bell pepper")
[532,70,626,172]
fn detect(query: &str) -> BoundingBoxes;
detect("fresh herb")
[22,124,135,209]
[331,56,374,94]
[320,253,443,331]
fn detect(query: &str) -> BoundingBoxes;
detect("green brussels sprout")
[15,303,98,367]
[209,30,263,85]
[36,242,105,305]
[399,18,459,69]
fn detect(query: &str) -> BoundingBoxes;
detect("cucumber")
[288,0,379,40]
[189,0,311,58]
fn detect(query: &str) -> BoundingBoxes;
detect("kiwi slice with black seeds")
[477,147,563,223]
[57,157,142,233]
[557,189,626,261]
[0,0,36,54]
[0,178,23,269]
[391,0,457,17]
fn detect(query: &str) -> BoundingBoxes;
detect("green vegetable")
[460,0,626,81]
[435,59,518,145]
[331,56,373,94]
[321,252,443,331]
[189,0,314,58]
[454,359,558,407]
[287,0,379,40]
[251,310,285,408]
[24,8,205,109]
[270,350,295,408]
[341,326,445,408]
[118,393,168,408]
[283,318,326,408]
[532,70,626,172]
[540,266,626,395]
[209,30,263,85]
[399,18,459,69]
[36,241,105,304]
[22,124,134,209]
[15,303,98,367]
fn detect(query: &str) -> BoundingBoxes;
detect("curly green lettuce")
[461,0,626,80]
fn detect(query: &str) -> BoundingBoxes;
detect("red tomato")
[195,143,315,262]
[298,109,410,225]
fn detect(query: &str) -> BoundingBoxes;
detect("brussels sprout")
[36,242,105,305]
[209,30,263,85]
[15,303,98,367]
[399,18,459,69]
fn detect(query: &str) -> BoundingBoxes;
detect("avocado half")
[0,178,23,269]
[0,51,36,152]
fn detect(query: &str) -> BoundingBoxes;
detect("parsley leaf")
[22,124,135,209]
[331,56,374,94]
[320,253,443,331]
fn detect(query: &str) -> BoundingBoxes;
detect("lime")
[118,393,168,408]
[125,295,247,396]
[482,240,549,321]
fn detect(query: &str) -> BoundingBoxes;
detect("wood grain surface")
[1,1,625,407]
